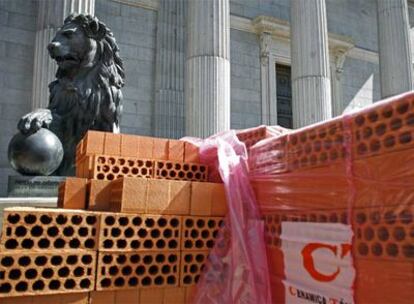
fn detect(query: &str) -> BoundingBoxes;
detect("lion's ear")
[87,18,106,40]
[89,19,99,33]
[64,14,77,24]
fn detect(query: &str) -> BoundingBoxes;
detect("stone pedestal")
[32,0,95,110]
[290,0,332,128]
[377,0,413,98]
[185,0,230,138]
[8,176,66,197]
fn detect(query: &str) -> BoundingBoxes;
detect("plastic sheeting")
[184,131,271,304]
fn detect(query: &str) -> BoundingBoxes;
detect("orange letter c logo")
[301,243,341,282]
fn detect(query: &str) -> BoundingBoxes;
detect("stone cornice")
[252,16,354,54]
[252,16,290,39]
[230,15,253,32]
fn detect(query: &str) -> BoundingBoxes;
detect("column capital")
[259,32,272,59]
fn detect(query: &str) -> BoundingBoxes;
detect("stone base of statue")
[7,176,66,197]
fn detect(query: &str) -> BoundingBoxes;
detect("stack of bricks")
[0,133,228,303]
[249,92,414,303]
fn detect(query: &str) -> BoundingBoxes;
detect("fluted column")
[377,0,413,98]
[290,0,332,128]
[31,0,95,110]
[154,0,186,139]
[185,0,230,138]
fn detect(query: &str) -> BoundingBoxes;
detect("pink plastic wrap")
[184,131,271,303]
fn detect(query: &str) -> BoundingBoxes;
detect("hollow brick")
[98,213,181,252]
[180,251,209,286]
[0,250,96,297]
[96,251,180,291]
[155,161,208,182]
[93,155,154,181]
[181,216,225,251]
[1,207,99,251]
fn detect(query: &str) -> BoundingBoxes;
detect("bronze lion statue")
[17,14,124,175]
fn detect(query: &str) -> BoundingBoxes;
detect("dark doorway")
[276,64,293,128]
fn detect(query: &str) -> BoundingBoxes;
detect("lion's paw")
[18,109,52,134]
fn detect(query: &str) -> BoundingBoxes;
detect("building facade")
[0,0,413,195]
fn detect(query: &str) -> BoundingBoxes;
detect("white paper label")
[281,222,355,304]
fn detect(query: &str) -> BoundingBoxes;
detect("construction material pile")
[248,92,414,304]
[0,134,227,303]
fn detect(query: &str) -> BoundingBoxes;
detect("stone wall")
[342,58,381,113]
[231,0,378,51]
[0,0,37,196]
[230,29,262,130]
[95,0,157,136]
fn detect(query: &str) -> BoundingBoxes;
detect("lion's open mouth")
[54,54,79,64]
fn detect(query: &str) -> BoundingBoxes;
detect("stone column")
[185,0,230,138]
[377,0,413,98]
[31,0,95,110]
[259,32,278,125]
[290,0,332,128]
[154,0,186,139]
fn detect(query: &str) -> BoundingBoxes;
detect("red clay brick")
[110,177,148,213]
[138,136,154,159]
[168,140,185,162]
[120,134,140,158]
[140,289,164,303]
[88,179,112,211]
[184,142,200,163]
[82,130,105,156]
[57,177,88,209]
[190,182,213,215]
[210,183,227,216]
[89,291,116,304]
[153,138,169,160]
[147,179,191,215]
[104,133,121,156]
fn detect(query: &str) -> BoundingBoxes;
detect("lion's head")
[48,14,124,89]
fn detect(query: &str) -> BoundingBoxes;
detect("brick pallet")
[249,92,414,304]
[0,132,227,303]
